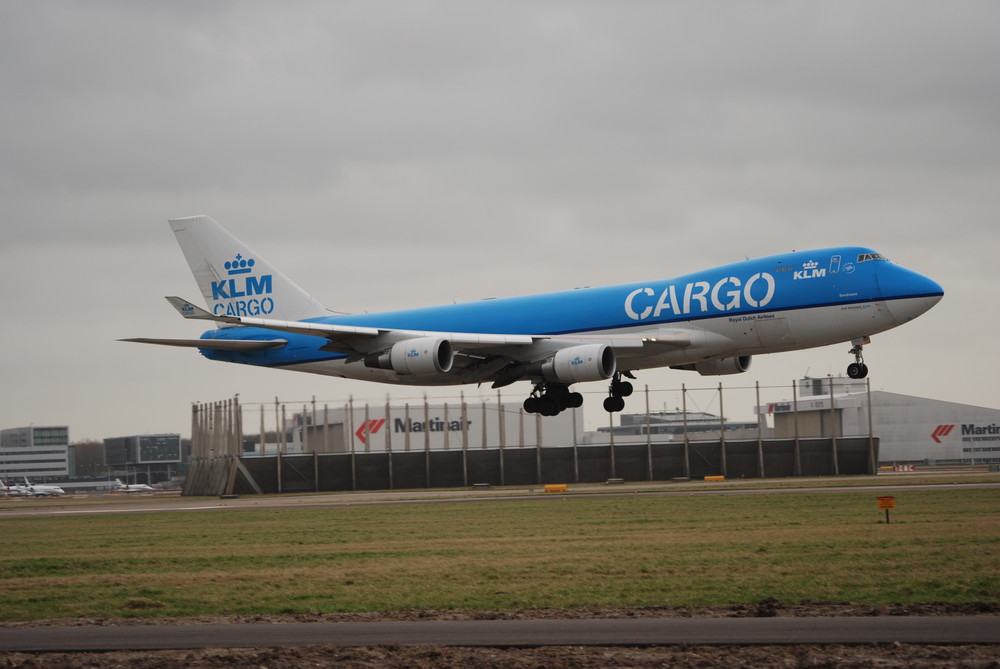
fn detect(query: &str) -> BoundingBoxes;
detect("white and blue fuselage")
[126,217,943,415]
[198,247,939,381]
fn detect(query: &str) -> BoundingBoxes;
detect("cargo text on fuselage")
[624,272,776,321]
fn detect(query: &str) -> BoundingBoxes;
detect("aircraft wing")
[146,296,695,386]
[161,296,691,354]
[163,296,541,351]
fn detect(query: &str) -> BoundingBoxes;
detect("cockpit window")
[857,252,889,263]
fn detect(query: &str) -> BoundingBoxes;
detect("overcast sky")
[2,1,998,441]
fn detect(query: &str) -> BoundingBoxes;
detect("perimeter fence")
[182,378,878,496]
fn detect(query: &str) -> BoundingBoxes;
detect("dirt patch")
[3,644,999,668]
[4,600,997,628]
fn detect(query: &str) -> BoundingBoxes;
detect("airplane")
[124,216,943,416]
[1,480,27,497]
[113,478,156,493]
[20,477,65,497]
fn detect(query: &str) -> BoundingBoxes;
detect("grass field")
[1,486,998,621]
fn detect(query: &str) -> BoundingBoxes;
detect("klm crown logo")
[802,260,818,270]
[225,254,256,276]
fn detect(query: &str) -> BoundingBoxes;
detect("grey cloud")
[1,1,997,439]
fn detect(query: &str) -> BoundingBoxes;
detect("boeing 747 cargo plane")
[125,216,943,416]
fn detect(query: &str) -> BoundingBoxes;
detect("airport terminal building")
[0,426,70,481]
[102,434,184,485]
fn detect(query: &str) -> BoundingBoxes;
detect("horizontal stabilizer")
[166,296,217,320]
[120,338,287,352]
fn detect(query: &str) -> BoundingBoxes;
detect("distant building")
[593,410,762,442]
[69,441,106,478]
[102,434,183,485]
[0,426,70,480]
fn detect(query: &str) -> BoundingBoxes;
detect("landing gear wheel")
[847,362,869,379]
[847,340,870,379]
[603,396,625,412]
[611,380,633,398]
[522,383,581,416]
[539,395,561,416]
[604,372,634,413]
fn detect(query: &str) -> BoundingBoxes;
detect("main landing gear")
[847,338,870,379]
[522,372,638,416]
[603,372,635,413]
[523,383,583,417]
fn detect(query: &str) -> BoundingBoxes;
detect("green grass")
[1,488,998,621]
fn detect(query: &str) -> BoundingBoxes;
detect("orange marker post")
[877,496,895,523]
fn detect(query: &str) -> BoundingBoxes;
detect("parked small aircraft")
[20,477,65,497]
[113,478,156,493]
[0,480,27,497]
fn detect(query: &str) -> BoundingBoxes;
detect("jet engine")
[364,337,454,375]
[672,355,752,376]
[541,344,616,384]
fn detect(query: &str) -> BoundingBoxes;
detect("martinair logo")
[354,417,474,443]
[210,253,275,317]
[355,419,387,444]
[931,425,955,443]
[931,423,1000,444]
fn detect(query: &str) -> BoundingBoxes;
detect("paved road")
[2,616,998,651]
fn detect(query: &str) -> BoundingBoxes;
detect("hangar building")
[763,377,1000,466]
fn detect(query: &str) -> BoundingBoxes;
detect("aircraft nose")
[877,263,944,324]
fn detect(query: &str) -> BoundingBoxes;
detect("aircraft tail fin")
[169,216,330,324]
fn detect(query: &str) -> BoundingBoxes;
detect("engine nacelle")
[541,344,616,384]
[672,355,752,376]
[364,337,454,375]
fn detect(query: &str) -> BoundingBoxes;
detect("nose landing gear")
[847,338,870,379]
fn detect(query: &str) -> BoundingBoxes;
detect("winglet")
[166,296,218,321]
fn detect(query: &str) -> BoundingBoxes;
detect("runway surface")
[2,616,999,651]
[2,477,998,519]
